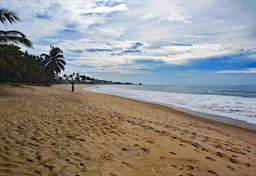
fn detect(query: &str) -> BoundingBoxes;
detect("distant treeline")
[58,72,136,85]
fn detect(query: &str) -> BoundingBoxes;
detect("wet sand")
[0,85,255,176]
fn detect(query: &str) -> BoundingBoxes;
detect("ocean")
[85,85,256,127]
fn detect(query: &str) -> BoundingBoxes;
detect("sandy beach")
[0,85,255,176]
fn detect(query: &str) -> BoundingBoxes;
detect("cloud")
[158,13,192,24]
[83,3,128,15]
[96,27,125,37]
[0,0,128,41]
[35,13,52,20]
[67,49,84,53]
[86,48,113,52]
[113,41,145,55]
[216,68,256,74]
[142,11,192,24]
[231,26,248,31]
[144,43,236,64]
[140,0,192,24]
[142,12,158,20]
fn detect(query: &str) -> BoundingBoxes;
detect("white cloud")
[0,0,128,41]
[216,68,256,74]
[85,3,128,14]
[144,43,236,64]
[142,11,192,24]
[158,13,192,24]
[97,27,126,37]
[141,1,192,24]
[142,12,159,20]
[231,26,248,31]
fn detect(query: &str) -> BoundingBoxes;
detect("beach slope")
[0,85,255,176]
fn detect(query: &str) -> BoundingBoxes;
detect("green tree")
[75,72,80,82]
[80,75,87,82]
[0,44,23,82]
[40,45,66,82]
[0,44,46,83]
[63,74,67,80]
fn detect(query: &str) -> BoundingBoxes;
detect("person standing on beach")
[71,81,74,92]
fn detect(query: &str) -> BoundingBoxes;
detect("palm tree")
[80,75,87,83]
[40,45,66,81]
[63,73,67,80]
[75,72,80,82]
[0,8,32,48]
[69,74,73,80]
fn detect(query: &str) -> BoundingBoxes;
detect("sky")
[1,0,256,84]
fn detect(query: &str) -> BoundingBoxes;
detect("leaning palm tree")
[40,45,66,81]
[0,8,32,48]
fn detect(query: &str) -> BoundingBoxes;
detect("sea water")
[86,85,256,125]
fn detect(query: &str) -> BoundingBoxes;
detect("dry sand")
[0,85,255,176]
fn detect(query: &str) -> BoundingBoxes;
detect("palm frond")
[0,36,33,48]
[0,30,26,38]
[57,62,65,71]
[40,54,51,65]
[55,65,62,73]
[0,8,20,24]
[50,46,63,57]
[53,54,64,60]
[57,59,66,65]
[40,53,50,58]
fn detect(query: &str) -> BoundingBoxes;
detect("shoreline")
[83,85,256,132]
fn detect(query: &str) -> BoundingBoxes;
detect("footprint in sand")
[186,165,194,171]
[169,151,176,155]
[215,152,225,158]
[26,158,33,163]
[171,164,177,168]
[205,156,215,161]
[187,173,194,176]
[121,161,131,167]
[140,147,150,153]
[226,165,235,171]
[134,144,140,147]
[201,147,209,152]
[245,163,251,167]
[122,147,127,151]
[229,157,238,164]
[207,170,219,176]
[43,164,54,171]
[79,162,86,171]
[146,140,154,144]
[34,170,41,174]
[179,143,185,147]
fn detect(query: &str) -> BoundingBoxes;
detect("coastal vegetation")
[0,8,65,85]
[0,43,66,85]
[60,72,134,85]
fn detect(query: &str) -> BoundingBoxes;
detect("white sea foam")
[86,85,256,125]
